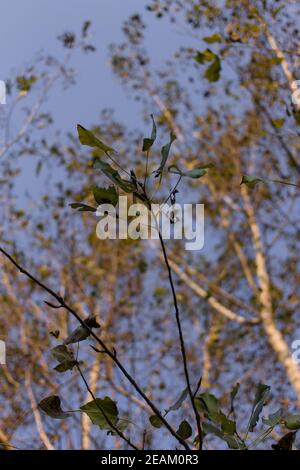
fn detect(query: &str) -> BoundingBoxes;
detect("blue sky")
[1,0,189,131]
[2,0,142,129]
[1,0,204,229]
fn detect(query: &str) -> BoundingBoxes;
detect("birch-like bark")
[242,186,300,402]
[81,356,101,449]
[166,254,258,325]
[24,369,55,450]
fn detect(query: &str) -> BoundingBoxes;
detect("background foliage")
[1,0,300,450]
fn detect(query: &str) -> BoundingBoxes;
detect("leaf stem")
[144,149,150,189]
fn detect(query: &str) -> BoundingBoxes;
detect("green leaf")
[194,49,222,81]
[82,20,91,38]
[196,392,236,435]
[241,174,300,190]
[63,316,99,345]
[80,397,119,431]
[38,395,71,419]
[176,420,192,440]
[195,392,219,417]
[77,124,116,155]
[54,360,79,372]
[240,175,264,189]
[64,324,90,345]
[153,132,176,183]
[222,434,240,450]
[194,49,216,64]
[219,412,236,435]
[247,383,271,432]
[272,432,297,450]
[69,203,96,212]
[168,163,214,179]
[283,415,300,430]
[271,118,285,129]
[51,345,79,373]
[16,75,37,92]
[92,185,118,206]
[203,33,222,43]
[262,408,282,427]
[51,344,74,363]
[108,419,129,436]
[94,159,135,193]
[143,114,157,152]
[204,56,221,82]
[149,415,164,428]
[203,421,223,438]
[165,387,188,414]
[84,316,100,328]
[202,422,240,449]
[229,382,240,415]
[271,6,284,19]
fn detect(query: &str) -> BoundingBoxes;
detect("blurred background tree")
[1,0,300,450]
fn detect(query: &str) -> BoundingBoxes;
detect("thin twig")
[0,246,190,450]
[193,376,202,399]
[76,364,139,450]
[158,232,203,449]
